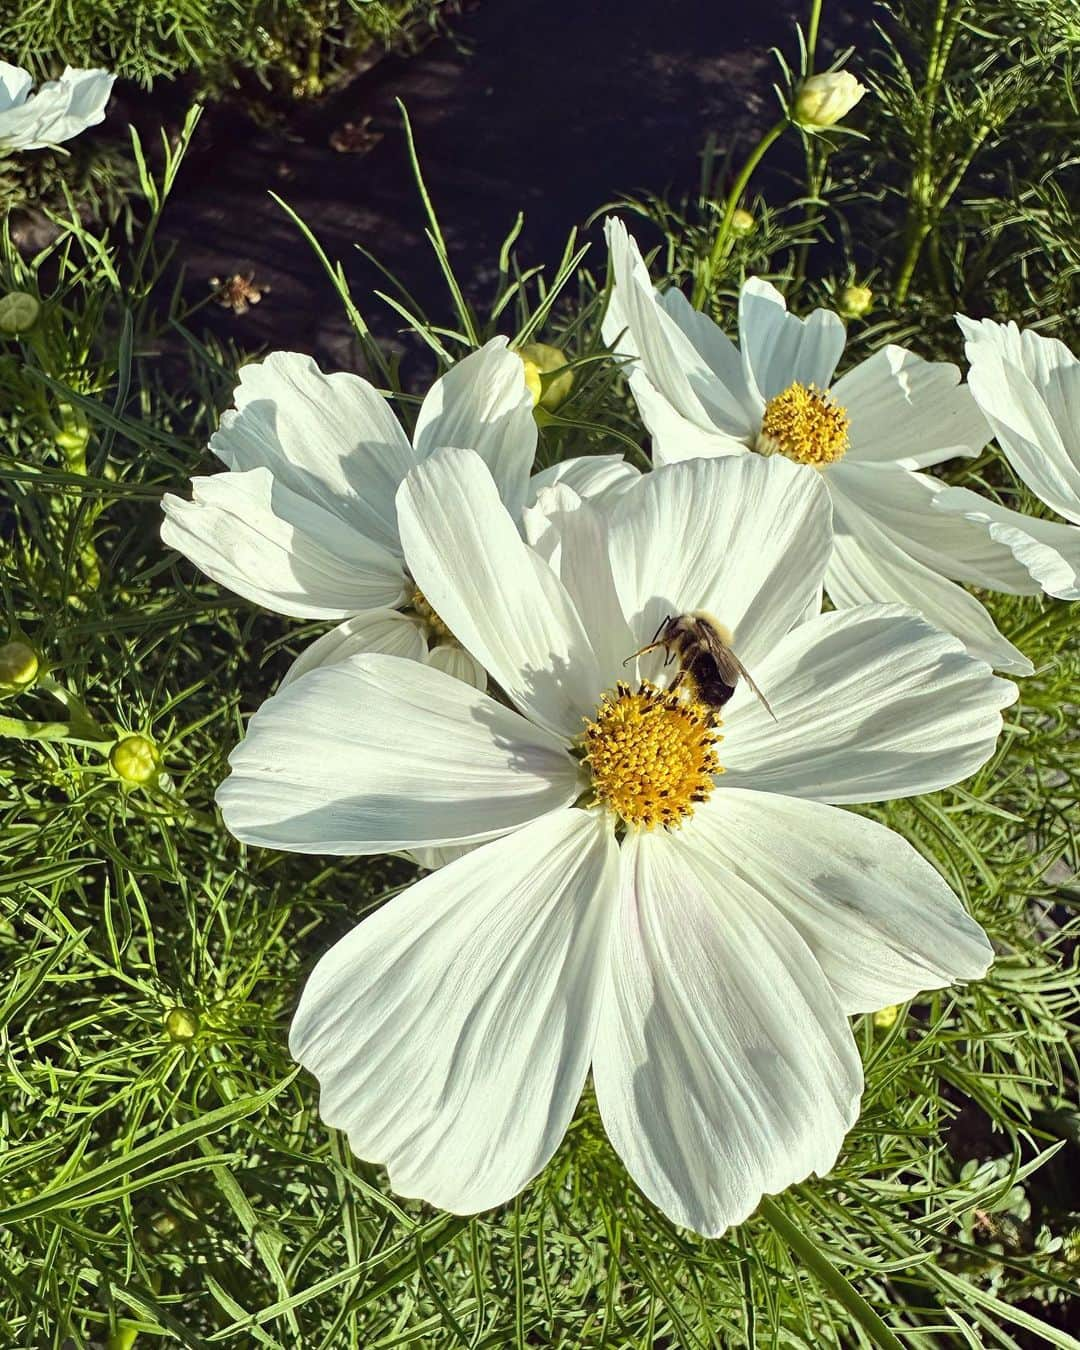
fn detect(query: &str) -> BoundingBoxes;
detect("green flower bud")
[516,342,574,411]
[110,734,160,785]
[164,1007,199,1042]
[106,1327,139,1350]
[0,290,40,335]
[839,284,873,319]
[0,639,38,691]
[872,1004,900,1030]
[793,71,868,129]
[731,208,755,236]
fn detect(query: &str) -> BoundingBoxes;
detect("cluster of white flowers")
[161,216,1077,1238]
[0,61,114,153]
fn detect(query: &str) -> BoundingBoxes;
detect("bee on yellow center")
[756,381,849,468]
[582,681,723,830]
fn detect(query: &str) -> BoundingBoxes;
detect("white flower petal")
[210,352,418,556]
[217,654,581,853]
[831,462,1040,593]
[0,66,113,150]
[631,367,752,466]
[934,486,1080,601]
[397,447,602,740]
[413,338,537,518]
[738,278,846,404]
[959,317,1080,524]
[691,789,993,1014]
[832,345,989,469]
[524,485,638,685]
[280,610,428,689]
[592,826,861,1237]
[607,454,832,669]
[161,468,407,620]
[404,841,478,871]
[721,604,1018,802]
[824,484,1033,675]
[527,454,641,508]
[290,808,618,1214]
[426,643,488,689]
[603,218,753,440]
[0,63,32,112]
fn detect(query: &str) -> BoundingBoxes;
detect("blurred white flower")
[219,449,1008,1237]
[792,71,868,129]
[934,319,1080,600]
[161,338,638,689]
[0,62,114,152]
[603,217,1040,674]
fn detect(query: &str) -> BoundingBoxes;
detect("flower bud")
[110,734,160,785]
[793,71,868,129]
[872,1004,900,1030]
[0,639,38,691]
[731,208,755,236]
[839,284,873,319]
[164,1006,199,1042]
[0,290,40,334]
[106,1328,139,1350]
[516,342,574,411]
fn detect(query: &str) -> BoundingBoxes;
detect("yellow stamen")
[756,381,849,468]
[410,588,454,643]
[582,681,722,830]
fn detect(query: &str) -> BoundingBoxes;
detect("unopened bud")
[839,284,873,319]
[731,208,755,236]
[516,342,574,411]
[164,1006,199,1042]
[106,1329,139,1350]
[110,734,160,785]
[872,1004,900,1030]
[0,290,40,335]
[793,71,868,129]
[0,639,38,690]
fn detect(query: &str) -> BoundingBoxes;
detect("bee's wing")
[713,641,778,722]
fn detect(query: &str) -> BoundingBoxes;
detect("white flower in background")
[0,62,114,153]
[161,337,638,690]
[218,448,1009,1237]
[792,71,868,130]
[603,217,1040,675]
[931,319,1080,600]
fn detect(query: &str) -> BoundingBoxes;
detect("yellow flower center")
[582,681,722,830]
[756,381,849,467]
[410,588,454,643]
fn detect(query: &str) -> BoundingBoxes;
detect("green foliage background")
[0,1,1078,1347]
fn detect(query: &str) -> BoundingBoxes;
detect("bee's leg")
[668,668,686,693]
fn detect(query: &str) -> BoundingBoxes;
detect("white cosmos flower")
[0,62,114,152]
[929,318,1080,600]
[602,216,1040,675]
[217,448,1010,1237]
[161,337,638,690]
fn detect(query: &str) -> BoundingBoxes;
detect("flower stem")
[759,1196,906,1350]
[693,119,787,309]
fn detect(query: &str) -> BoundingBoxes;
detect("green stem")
[693,119,787,308]
[805,0,824,75]
[759,1196,906,1350]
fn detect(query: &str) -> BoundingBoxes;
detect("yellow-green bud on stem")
[106,1327,139,1350]
[793,71,868,129]
[872,1004,900,1030]
[839,284,873,319]
[164,1007,199,1042]
[110,734,160,785]
[0,291,40,335]
[516,342,574,411]
[730,208,755,236]
[0,640,38,691]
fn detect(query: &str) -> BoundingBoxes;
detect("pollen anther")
[756,381,849,467]
[582,681,723,830]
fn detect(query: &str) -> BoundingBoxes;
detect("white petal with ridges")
[607,454,832,669]
[217,654,581,853]
[738,278,846,404]
[934,486,1080,601]
[527,454,641,508]
[413,338,536,518]
[280,610,428,689]
[592,826,862,1237]
[690,790,993,1014]
[721,604,1018,802]
[290,808,618,1214]
[210,352,417,556]
[161,468,407,619]
[397,447,602,740]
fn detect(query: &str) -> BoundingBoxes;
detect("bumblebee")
[626,611,776,720]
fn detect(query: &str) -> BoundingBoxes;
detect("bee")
[625,612,777,720]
